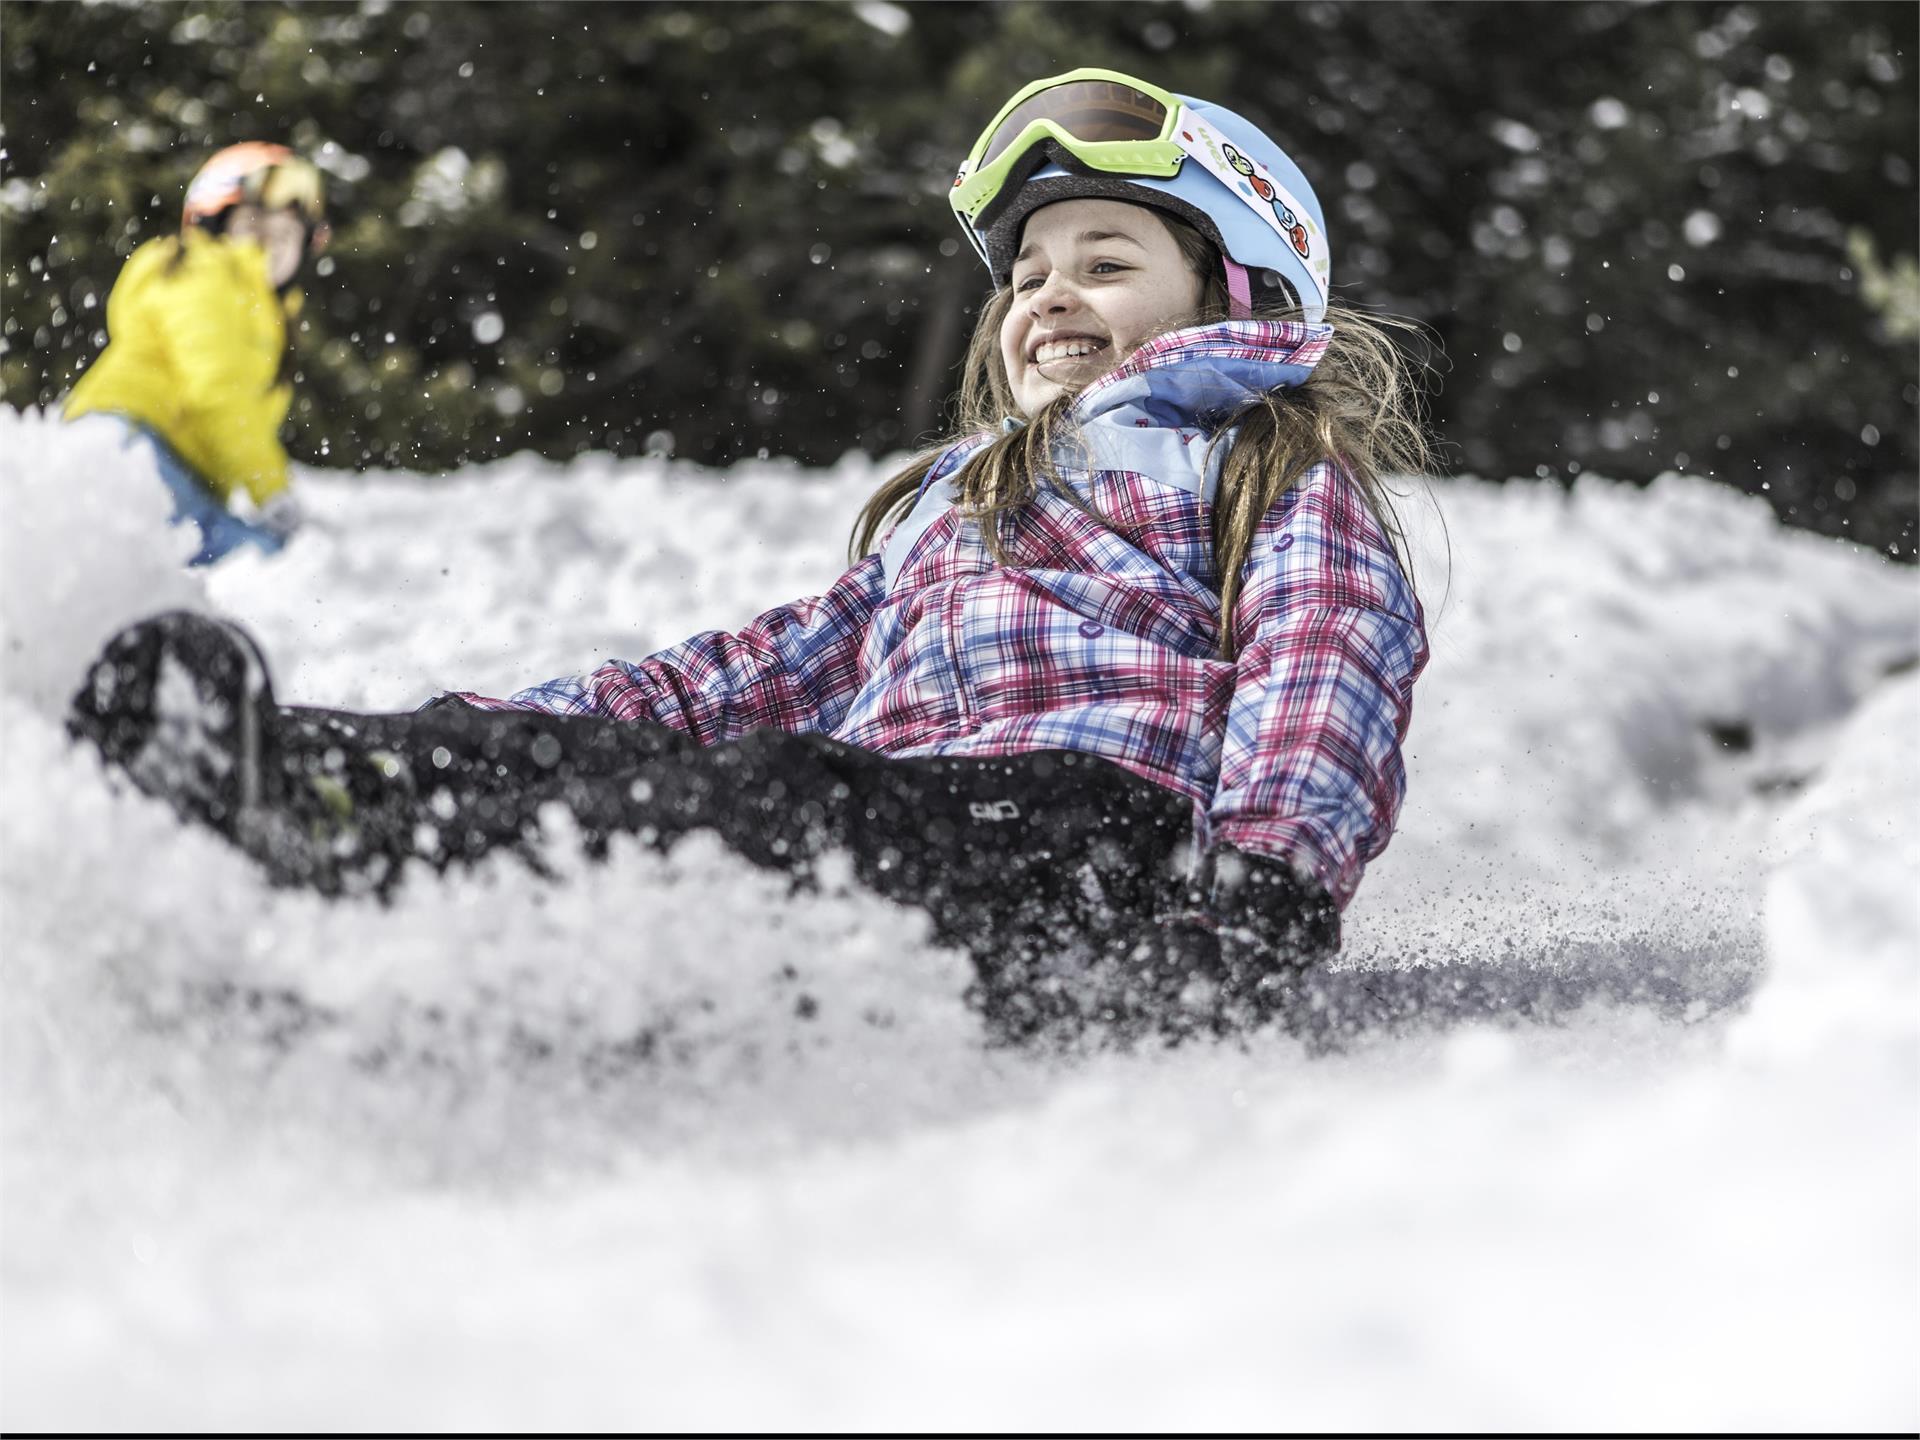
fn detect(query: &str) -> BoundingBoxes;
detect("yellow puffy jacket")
[65,229,300,508]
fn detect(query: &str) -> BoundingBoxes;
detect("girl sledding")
[69,69,1436,1044]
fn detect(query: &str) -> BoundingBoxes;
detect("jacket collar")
[927,320,1334,505]
[1070,319,1333,428]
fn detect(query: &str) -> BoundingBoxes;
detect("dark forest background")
[3,0,1915,557]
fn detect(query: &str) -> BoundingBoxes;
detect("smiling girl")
[72,72,1436,1044]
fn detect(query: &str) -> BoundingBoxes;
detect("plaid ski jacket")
[458,321,1428,907]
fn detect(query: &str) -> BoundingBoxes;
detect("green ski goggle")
[948,66,1332,317]
[950,69,1188,247]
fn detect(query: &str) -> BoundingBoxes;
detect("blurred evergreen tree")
[2,0,1912,557]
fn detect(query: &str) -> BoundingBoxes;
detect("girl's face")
[999,198,1205,415]
[226,204,309,288]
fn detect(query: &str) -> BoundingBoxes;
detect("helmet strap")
[1223,256,1252,319]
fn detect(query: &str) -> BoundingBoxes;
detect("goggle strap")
[1224,257,1252,319]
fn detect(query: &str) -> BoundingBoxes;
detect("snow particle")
[1490,117,1541,153]
[1589,97,1630,129]
[1683,210,1722,247]
[852,0,910,37]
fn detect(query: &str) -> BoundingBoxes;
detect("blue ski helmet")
[951,72,1332,321]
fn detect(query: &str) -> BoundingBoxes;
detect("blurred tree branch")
[2,0,1913,557]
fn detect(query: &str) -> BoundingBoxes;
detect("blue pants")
[122,424,287,567]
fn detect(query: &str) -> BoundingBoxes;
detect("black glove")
[1207,844,1341,972]
[1104,846,1341,1041]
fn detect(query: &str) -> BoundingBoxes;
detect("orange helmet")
[182,143,328,237]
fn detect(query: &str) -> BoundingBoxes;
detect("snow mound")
[0,407,202,715]
[3,407,1915,1430]
[1740,670,1920,1065]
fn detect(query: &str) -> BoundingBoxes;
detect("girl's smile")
[1000,198,1204,415]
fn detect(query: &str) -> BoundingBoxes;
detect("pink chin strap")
[1223,257,1253,319]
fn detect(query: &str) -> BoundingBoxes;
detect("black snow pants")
[70,611,1222,1041]
[276,697,1200,1036]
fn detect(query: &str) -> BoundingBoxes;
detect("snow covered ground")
[2,404,1915,1429]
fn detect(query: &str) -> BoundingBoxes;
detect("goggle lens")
[979,79,1171,167]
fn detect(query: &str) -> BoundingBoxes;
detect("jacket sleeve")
[1206,461,1428,908]
[454,553,889,744]
[159,254,292,506]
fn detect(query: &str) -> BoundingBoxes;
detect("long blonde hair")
[851,211,1439,654]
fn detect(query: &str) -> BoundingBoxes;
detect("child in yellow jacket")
[65,143,329,566]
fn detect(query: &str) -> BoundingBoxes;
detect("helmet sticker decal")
[1181,119,1330,303]
[1221,142,1313,260]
